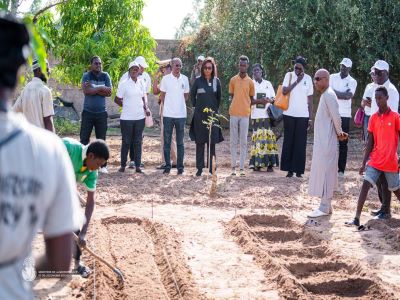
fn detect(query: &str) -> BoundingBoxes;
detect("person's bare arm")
[307,95,313,120]
[360,134,374,174]
[184,92,189,101]
[43,116,54,132]
[334,89,353,100]
[159,91,166,103]
[78,191,95,248]
[36,233,73,272]
[114,96,123,107]
[82,82,111,96]
[283,73,301,95]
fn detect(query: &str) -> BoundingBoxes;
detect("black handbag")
[267,104,283,127]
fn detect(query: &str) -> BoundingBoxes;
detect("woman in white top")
[280,56,314,178]
[249,63,279,172]
[114,62,150,173]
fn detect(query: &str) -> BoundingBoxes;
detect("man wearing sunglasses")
[159,57,190,175]
[329,58,357,178]
[308,69,348,218]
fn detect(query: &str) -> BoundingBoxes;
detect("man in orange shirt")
[229,55,255,176]
[346,86,400,226]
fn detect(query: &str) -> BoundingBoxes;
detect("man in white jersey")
[0,16,82,300]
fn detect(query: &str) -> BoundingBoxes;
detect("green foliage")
[37,0,157,86]
[178,0,400,114]
[54,117,80,136]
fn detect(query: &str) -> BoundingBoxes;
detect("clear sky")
[142,0,195,39]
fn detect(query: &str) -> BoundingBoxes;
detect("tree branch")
[33,0,69,23]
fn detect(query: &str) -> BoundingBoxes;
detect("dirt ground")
[32,128,400,299]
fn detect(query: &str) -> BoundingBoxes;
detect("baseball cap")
[134,56,148,68]
[372,60,389,72]
[340,58,352,68]
[128,61,139,69]
[197,55,205,61]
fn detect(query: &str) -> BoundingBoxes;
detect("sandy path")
[99,203,280,299]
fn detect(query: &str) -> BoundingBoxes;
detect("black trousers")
[280,115,308,175]
[377,173,392,214]
[80,111,108,167]
[80,110,108,144]
[196,143,216,172]
[120,119,145,168]
[338,117,350,173]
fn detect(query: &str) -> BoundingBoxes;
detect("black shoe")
[196,169,202,176]
[136,168,143,173]
[118,166,125,173]
[267,166,273,172]
[286,172,293,178]
[156,164,167,170]
[163,168,170,174]
[177,169,184,175]
[374,212,391,220]
[345,218,360,227]
[296,173,303,178]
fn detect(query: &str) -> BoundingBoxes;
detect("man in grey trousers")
[228,55,255,176]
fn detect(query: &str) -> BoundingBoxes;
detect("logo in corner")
[22,257,36,282]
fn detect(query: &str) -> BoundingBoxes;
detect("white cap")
[197,55,205,61]
[128,61,139,69]
[372,60,389,72]
[369,67,375,75]
[134,56,148,68]
[340,58,352,68]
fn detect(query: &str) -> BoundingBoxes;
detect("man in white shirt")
[0,16,82,300]
[159,57,190,175]
[12,59,54,132]
[119,56,151,168]
[329,58,357,177]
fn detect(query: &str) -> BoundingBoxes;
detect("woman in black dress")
[190,58,224,176]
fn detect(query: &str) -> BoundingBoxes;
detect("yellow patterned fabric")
[249,119,279,168]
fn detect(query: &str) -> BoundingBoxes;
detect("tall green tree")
[178,0,400,113]
[38,0,157,86]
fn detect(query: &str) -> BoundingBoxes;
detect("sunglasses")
[204,66,212,70]
[174,64,182,68]
[313,77,327,81]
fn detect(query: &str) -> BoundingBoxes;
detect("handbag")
[267,104,283,127]
[274,73,292,111]
[145,109,153,127]
[354,107,365,128]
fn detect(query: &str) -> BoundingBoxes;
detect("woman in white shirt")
[114,62,150,173]
[249,64,278,172]
[280,56,314,178]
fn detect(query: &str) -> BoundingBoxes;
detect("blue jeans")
[163,117,186,170]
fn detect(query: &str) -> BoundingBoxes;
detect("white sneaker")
[338,172,344,178]
[99,166,108,174]
[307,209,329,218]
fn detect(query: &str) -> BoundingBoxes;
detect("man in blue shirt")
[80,56,112,173]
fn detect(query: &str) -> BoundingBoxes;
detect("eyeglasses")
[174,64,182,68]
[313,77,327,81]
[204,66,212,70]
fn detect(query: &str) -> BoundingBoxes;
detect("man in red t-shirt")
[346,86,400,226]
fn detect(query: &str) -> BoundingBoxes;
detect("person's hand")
[78,232,87,249]
[296,72,304,83]
[359,164,366,175]
[83,81,91,87]
[366,98,372,107]
[146,110,151,117]
[361,99,367,108]
[338,132,348,141]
